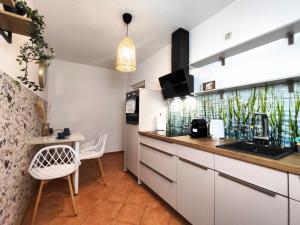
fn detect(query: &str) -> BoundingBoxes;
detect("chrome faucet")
[253,112,270,145]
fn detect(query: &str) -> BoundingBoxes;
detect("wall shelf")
[0,0,15,7]
[190,19,300,69]
[0,9,31,36]
[192,74,300,97]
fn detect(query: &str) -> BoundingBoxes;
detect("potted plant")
[14,0,55,91]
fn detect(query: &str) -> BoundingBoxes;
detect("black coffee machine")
[189,119,208,138]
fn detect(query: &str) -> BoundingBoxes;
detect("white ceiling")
[32,0,234,69]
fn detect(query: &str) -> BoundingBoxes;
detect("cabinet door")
[215,172,288,225]
[125,124,139,176]
[289,174,300,201]
[290,199,300,225]
[177,157,214,225]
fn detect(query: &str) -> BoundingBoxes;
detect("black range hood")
[159,69,194,99]
[159,28,194,99]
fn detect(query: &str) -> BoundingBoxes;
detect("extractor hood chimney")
[159,28,194,99]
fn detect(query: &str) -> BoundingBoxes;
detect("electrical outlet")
[225,32,232,40]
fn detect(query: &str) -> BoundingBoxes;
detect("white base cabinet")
[125,124,139,176]
[215,171,288,225]
[177,157,214,225]
[289,174,300,201]
[139,136,295,225]
[290,199,300,225]
[140,163,177,208]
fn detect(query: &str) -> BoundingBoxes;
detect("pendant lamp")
[116,13,136,72]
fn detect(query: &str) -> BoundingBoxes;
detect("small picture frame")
[202,80,216,91]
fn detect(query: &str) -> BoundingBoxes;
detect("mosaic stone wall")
[0,71,42,225]
[167,82,300,147]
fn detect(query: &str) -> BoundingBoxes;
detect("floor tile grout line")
[21,154,187,225]
[138,204,148,225]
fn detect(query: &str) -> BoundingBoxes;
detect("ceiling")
[32,0,234,70]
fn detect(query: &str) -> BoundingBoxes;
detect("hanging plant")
[14,0,55,91]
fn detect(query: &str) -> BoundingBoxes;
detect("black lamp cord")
[126,24,129,37]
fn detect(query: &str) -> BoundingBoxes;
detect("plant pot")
[15,2,26,16]
[38,61,48,89]
[3,3,26,16]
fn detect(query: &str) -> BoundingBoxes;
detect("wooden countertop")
[139,131,300,175]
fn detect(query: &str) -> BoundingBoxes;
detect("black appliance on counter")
[125,90,139,124]
[189,119,208,138]
[159,28,194,99]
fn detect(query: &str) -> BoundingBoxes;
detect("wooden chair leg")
[31,180,45,225]
[67,175,78,216]
[97,158,107,186]
[70,173,74,191]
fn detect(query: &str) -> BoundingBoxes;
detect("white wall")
[0,1,47,99]
[190,0,300,92]
[192,33,300,92]
[127,0,300,94]
[47,59,127,152]
[127,44,171,90]
[190,0,300,64]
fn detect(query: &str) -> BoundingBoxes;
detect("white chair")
[28,145,80,225]
[80,132,107,186]
[80,131,103,149]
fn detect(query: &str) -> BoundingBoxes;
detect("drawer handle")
[179,157,208,171]
[218,172,276,197]
[140,161,174,183]
[140,143,174,157]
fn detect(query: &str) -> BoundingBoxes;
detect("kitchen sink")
[217,141,294,159]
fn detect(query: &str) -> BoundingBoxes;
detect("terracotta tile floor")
[22,152,189,225]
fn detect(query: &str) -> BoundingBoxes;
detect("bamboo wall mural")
[167,82,300,148]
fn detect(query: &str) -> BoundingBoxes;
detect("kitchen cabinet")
[290,199,300,225]
[140,143,177,181]
[140,136,176,155]
[177,156,214,225]
[140,162,177,208]
[139,134,294,225]
[215,155,288,196]
[124,124,139,176]
[139,136,177,208]
[289,173,300,201]
[215,171,288,225]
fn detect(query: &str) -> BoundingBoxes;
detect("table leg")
[73,141,80,195]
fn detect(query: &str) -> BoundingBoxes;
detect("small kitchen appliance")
[209,119,225,140]
[189,119,208,138]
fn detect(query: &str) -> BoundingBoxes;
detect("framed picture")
[202,80,216,91]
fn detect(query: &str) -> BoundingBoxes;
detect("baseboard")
[104,150,124,154]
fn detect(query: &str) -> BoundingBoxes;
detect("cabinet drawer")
[289,173,300,201]
[140,144,177,181]
[140,163,176,209]
[177,145,214,169]
[140,136,176,155]
[215,155,288,196]
[215,171,288,225]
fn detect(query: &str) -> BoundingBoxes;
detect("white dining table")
[27,132,85,195]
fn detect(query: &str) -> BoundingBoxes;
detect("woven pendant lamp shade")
[116,36,136,72]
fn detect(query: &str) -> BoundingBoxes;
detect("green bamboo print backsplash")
[167,82,300,147]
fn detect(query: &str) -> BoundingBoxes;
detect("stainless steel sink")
[217,141,294,159]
